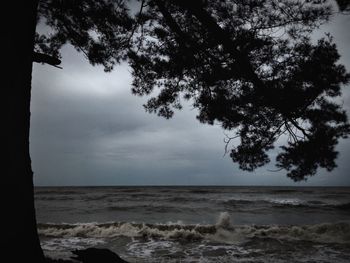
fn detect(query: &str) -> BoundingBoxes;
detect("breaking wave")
[223,198,350,210]
[38,212,350,245]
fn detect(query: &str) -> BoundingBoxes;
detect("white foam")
[41,237,105,251]
[216,212,232,229]
[127,239,176,258]
[38,214,350,245]
[266,198,303,206]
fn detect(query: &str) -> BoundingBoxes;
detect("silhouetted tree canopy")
[336,0,350,12]
[35,0,350,181]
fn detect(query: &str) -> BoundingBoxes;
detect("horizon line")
[34,184,350,188]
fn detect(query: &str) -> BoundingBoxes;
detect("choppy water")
[35,186,350,262]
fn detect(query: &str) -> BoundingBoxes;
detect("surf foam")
[38,213,350,245]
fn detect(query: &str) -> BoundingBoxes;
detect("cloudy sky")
[31,10,350,186]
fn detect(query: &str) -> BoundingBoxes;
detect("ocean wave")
[223,199,259,206]
[270,189,299,194]
[82,194,114,201]
[332,202,350,210]
[118,188,143,193]
[164,196,209,203]
[222,198,306,209]
[222,198,350,210]
[188,189,213,194]
[272,201,350,210]
[106,204,189,213]
[41,237,105,252]
[38,212,350,245]
[319,194,348,199]
[35,196,79,201]
[35,190,82,195]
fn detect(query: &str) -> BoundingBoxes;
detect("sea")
[34,186,350,262]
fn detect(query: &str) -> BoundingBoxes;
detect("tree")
[4,1,44,261]
[3,0,349,261]
[127,0,350,181]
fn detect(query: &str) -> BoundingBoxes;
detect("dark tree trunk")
[2,0,45,261]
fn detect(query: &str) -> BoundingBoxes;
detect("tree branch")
[289,118,310,139]
[223,133,240,156]
[127,0,146,47]
[154,0,194,48]
[33,52,62,68]
[284,121,298,143]
[171,0,266,89]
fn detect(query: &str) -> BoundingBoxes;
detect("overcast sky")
[31,11,350,186]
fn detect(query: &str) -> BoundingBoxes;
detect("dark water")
[35,186,350,262]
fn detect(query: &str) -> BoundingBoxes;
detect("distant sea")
[35,186,350,262]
